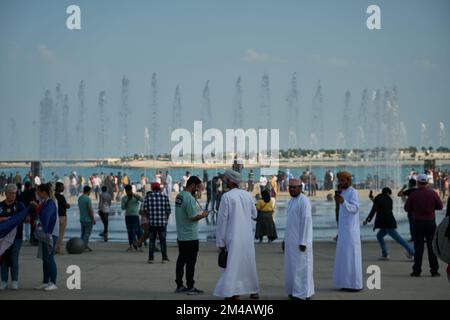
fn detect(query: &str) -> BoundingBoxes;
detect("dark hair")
[38,183,52,195]
[408,179,417,187]
[382,187,392,195]
[125,184,132,192]
[101,186,107,192]
[83,186,91,193]
[55,182,64,193]
[261,190,271,203]
[24,181,31,189]
[186,176,201,188]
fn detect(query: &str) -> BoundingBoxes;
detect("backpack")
[432,216,450,264]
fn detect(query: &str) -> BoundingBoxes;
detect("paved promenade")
[1,241,449,300]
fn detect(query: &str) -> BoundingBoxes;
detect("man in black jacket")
[364,187,414,260]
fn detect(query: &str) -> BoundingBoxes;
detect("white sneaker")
[44,283,58,291]
[34,283,49,290]
[0,281,8,290]
[11,281,18,290]
[405,252,414,260]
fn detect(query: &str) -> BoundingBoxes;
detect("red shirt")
[404,187,443,221]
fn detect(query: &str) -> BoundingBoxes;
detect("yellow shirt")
[256,199,275,212]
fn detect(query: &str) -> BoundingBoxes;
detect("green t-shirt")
[121,194,143,216]
[175,191,199,241]
[78,194,93,223]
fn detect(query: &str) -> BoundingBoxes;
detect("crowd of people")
[0,165,449,299]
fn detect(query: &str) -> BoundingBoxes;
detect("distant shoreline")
[1,157,450,169]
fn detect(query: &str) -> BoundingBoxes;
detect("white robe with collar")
[214,188,259,297]
[284,193,315,299]
[332,187,363,290]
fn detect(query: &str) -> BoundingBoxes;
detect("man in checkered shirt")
[144,182,171,263]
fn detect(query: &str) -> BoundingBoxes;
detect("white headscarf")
[224,169,241,185]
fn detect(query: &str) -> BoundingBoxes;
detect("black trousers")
[176,240,199,288]
[407,213,414,241]
[412,220,439,274]
[98,211,109,234]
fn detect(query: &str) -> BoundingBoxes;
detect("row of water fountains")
[2,73,449,241]
[0,74,448,170]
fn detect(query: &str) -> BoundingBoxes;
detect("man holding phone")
[174,176,208,295]
[332,171,363,291]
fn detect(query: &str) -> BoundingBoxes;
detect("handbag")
[34,222,48,242]
[218,249,228,268]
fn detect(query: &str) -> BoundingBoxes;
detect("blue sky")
[0,0,449,158]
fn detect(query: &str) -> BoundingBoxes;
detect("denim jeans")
[94,187,100,200]
[137,224,143,243]
[80,221,93,248]
[1,239,23,282]
[42,236,57,284]
[125,215,140,246]
[23,223,30,241]
[376,228,414,257]
[148,226,168,260]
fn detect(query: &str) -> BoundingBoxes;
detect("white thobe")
[165,175,172,198]
[284,194,314,299]
[332,187,363,290]
[214,188,259,297]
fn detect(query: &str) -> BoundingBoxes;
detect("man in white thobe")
[164,171,172,199]
[214,169,259,300]
[332,171,363,291]
[284,178,314,300]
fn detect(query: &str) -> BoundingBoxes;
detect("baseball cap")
[416,174,428,183]
[151,182,161,190]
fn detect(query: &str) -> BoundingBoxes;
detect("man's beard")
[338,183,349,190]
